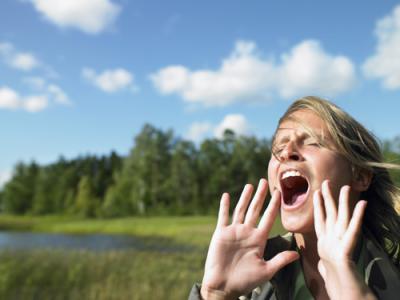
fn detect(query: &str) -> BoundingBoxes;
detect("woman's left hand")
[313,180,377,300]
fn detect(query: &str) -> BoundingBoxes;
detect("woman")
[189,96,400,299]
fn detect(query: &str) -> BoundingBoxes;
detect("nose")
[279,141,301,162]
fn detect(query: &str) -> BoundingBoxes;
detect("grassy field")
[0,215,285,300]
[0,214,221,247]
[0,248,205,300]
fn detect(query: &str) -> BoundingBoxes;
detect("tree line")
[1,124,399,218]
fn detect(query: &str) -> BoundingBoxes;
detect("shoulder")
[362,231,400,298]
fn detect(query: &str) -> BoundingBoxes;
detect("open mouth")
[280,170,309,206]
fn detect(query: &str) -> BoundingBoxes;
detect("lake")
[0,231,193,252]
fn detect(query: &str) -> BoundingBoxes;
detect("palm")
[201,180,299,299]
[313,181,367,277]
[204,224,268,293]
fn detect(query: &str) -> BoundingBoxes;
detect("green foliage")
[3,125,400,218]
[383,148,400,188]
[128,124,174,214]
[2,162,38,214]
[0,249,204,300]
[75,176,100,218]
[167,140,200,214]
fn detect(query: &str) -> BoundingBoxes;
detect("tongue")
[289,191,307,205]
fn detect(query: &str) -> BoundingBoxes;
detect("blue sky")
[1,0,400,187]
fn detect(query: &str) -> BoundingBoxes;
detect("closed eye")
[272,146,284,154]
[306,142,320,147]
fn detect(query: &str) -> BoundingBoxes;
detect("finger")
[217,193,230,228]
[313,189,325,237]
[343,200,367,254]
[336,185,351,235]
[245,178,268,226]
[263,250,299,279]
[321,180,337,228]
[318,260,327,281]
[258,189,281,234]
[232,184,254,224]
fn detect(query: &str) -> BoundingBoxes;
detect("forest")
[1,124,399,218]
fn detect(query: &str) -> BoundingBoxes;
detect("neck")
[294,231,330,299]
[294,231,319,266]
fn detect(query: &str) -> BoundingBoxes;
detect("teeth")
[281,170,302,179]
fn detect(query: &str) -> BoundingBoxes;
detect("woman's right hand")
[200,179,299,300]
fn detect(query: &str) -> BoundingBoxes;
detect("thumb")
[263,251,299,279]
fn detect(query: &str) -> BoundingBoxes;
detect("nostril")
[289,153,300,161]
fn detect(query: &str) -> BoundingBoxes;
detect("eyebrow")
[273,129,322,146]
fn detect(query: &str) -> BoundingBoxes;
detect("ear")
[352,169,373,192]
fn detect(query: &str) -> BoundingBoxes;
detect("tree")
[167,140,200,214]
[198,134,232,213]
[75,176,99,217]
[32,168,55,214]
[2,161,38,214]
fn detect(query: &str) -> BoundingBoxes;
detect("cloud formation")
[185,122,213,142]
[186,114,250,142]
[0,86,48,112]
[0,42,70,112]
[363,5,400,90]
[214,114,250,139]
[151,40,356,106]
[0,42,40,71]
[278,41,355,98]
[29,0,121,34]
[24,76,71,105]
[0,78,71,113]
[82,68,137,93]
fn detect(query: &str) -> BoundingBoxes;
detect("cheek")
[267,158,279,187]
[312,154,353,188]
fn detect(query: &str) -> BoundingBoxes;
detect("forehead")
[274,110,328,141]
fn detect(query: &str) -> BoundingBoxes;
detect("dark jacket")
[188,231,400,300]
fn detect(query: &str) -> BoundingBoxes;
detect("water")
[0,231,191,252]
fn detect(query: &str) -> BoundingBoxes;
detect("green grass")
[0,249,205,300]
[0,215,286,299]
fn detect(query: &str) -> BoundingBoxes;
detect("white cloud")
[0,42,40,71]
[82,67,137,93]
[151,40,356,106]
[0,87,20,110]
[11,52,39,71]
[363,5,400,89]
[186,114,251,142]
[23,95,49,112]
[0,86,49,113]
[47,84,71,105]
[0,170,12,189]
[185,122,212,142]
[30,0,121,34]
[0,42,69,110]
[22,77,72,106]
[214,114,250,139]
[151,41,275,107]
[278,40,355,98]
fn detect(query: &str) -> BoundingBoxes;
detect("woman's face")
[268,109,354,233]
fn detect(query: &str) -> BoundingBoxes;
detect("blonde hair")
[275,96,400,266]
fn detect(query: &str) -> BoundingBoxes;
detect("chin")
[281,212,314,234]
